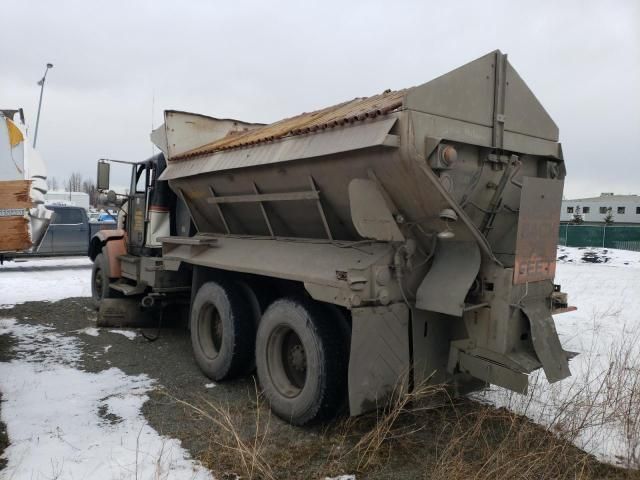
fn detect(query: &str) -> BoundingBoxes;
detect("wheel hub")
[288,343,306,372]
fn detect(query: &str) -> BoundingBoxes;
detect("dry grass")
[172,379,274,480]
[476,311,640,474]
[162,332,640,480]
[429,404,595,480]
[345,375,449,471]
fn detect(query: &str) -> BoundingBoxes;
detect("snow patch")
[76,326,100,337]
[108,329,138,340]
[0,318,82,367]
[0,257,92,306]
[557,246,640,269]
[0,319,212,479]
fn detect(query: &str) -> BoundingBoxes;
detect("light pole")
[33,63,53,148]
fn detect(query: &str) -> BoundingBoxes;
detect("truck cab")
[88,154,192,302]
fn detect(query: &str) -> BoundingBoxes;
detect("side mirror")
[106,190,117,204]
[97,161,110,191]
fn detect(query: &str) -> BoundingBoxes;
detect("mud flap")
[348,304,410,416]
[415,241,480,316]
[522,299,571,382]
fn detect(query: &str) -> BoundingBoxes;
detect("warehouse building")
[560,193,640,225]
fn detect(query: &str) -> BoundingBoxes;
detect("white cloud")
[1,0,638,197]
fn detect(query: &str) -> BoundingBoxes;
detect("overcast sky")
[2,0,638,198]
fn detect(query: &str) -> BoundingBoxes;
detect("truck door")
[127,163,151,254]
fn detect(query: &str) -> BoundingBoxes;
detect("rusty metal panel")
[513,177,563,284]
[160,117,398,180]
[172,90,405,161]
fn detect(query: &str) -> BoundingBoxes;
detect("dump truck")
[0,108,52,260]
[90,50,573,425]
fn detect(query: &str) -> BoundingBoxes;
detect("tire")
[91,253,116,309]
[236,281,269,373]
[190,280,255,381]
[255,298,348,425]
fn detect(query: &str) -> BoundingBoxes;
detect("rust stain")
[513,178,563,285]
[0,216,32,252]
[172,89,406,161]
[0,180,33,208]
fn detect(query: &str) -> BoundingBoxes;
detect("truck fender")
[89,229,126,279]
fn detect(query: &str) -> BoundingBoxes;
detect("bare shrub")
[347,375,449,471]
[429,403,595,480]
[473,309,640,473]
[171,381,274,480]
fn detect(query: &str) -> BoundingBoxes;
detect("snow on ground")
[76,326,101,336]
[0,257,213,479]
[475,246,640,468]
[109,329,138,340]
[0,257,92,306]
[0,318,212,479]
[556,245,640,269]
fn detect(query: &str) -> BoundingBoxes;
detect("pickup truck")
[35,205,116,256]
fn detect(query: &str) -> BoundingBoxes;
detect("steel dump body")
[149,50,570,414]
[160,51,561,268]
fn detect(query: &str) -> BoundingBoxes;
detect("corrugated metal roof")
[172,89,406,161]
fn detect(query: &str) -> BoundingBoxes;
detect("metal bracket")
[208,186,231,234]
[492,51,507,149]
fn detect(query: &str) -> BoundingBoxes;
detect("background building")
[44,191,90,210]
[560,193,640,225]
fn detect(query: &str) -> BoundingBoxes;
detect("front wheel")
[91,253,117,309]
[255,298,348,425]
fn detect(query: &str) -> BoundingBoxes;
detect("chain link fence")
[558,224,640,251]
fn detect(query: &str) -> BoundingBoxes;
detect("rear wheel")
[256,298,348,425]
[91,253,117,309]
[190,280,255,380]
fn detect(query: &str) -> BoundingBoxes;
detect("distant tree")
[603,208,614,225]
[46,176,59,191]
[67,172,83,192]
[81,179,98,207]
[570,206,584,224]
